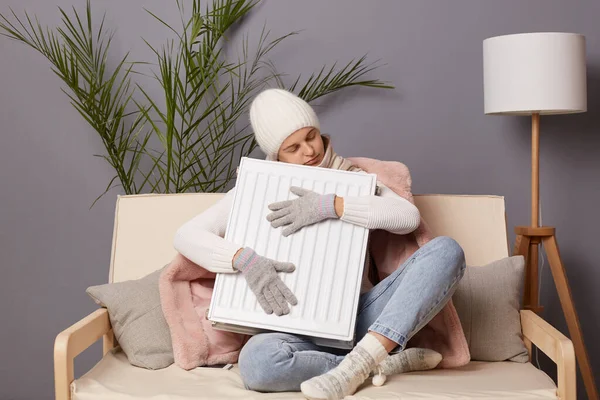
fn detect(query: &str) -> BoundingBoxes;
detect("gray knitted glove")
[233,247,298,316]
[267,186,339,237]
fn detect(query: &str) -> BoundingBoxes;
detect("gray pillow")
[86,267,174,369]
[452,255,529,362]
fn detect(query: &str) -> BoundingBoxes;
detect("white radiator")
[208,157,377,348]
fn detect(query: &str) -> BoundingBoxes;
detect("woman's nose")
[302,142,315,155]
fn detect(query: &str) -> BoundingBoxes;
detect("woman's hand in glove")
[266,186,339,237]
[233,247,298,316]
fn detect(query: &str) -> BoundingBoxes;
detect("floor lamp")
[483,32,597,400]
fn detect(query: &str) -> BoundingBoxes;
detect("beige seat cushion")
[72,349,557,400]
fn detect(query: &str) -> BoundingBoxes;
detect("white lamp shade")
[483,32,587,115]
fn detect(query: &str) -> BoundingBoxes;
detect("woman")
[173,89,466,400]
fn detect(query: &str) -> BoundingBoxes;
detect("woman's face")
[277,127,325,166]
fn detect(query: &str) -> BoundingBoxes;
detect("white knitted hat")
[250,89,320,159]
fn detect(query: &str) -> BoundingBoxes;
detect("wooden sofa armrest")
[54,308,115,400]
[520,310,576,400]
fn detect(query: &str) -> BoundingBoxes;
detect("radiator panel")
[208,157,377,346]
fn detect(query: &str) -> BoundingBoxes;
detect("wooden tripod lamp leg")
[514,234,532,306]
[543,235,599,400]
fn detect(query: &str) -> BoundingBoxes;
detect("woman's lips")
[305,155,321,165]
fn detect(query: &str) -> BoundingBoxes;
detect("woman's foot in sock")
[300,334,388,400]
[377,348,442,376]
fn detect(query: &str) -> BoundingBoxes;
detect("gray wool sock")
[301,334,388,400]
[376,348,442,376]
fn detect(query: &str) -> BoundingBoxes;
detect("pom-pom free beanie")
[250,89,320,159]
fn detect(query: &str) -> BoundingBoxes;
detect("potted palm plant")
[0,0,393,206]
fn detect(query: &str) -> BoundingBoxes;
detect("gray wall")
[1,1,598,399]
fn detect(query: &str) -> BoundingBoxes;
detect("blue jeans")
[238,236,466,392]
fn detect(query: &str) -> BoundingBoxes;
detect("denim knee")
[431,236,466,277]
[238,333,289,392]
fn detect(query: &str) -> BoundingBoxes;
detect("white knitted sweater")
[173,182,420,274]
